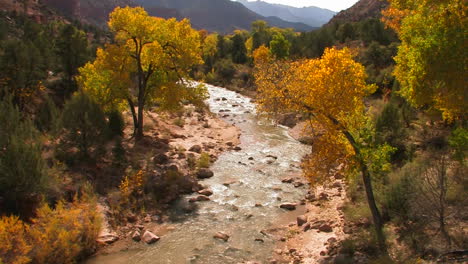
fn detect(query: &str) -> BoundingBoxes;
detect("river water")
[87,84,310,264]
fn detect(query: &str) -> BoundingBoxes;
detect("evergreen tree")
[58,92,107,163]
[0,97,48,215]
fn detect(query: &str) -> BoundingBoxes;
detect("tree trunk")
[341,130,386,251]
[136,96,144,140]
[127,98,138,136]
[361,160,386,251]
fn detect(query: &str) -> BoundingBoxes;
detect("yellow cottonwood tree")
[254,47,390,250]
[77,7,206,139]
[382,0,467,121]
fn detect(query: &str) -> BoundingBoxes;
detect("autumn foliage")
[383,0,467,121]
[255,47,376,182]
[0,195,101,264]
[77,7,206,139]
[254,46,390,249]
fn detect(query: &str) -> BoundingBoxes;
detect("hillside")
[42,0,135,25]
[133,0,313,33]
[236,0,335,27]
[327,0,389,25]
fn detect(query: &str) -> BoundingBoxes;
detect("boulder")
[189,145,202,153]
[96,234,119,245]
[332,181,342,188]
[293,181,304,188]
[166,164,179,172]
[234,146,242,151]
[297,215,308,226]
[298,136,314,145]
[153,153,169,165]
[132,230,141,242]
[278,113,298,128]
[213,231,230,242]
[189,195,210,203]
[305,193,316,201]
[197,168,214,179]
[127,213,137,223]
[281,177,294,183]
[142,230,160,244]
[319,193,329,201]
[280,203,297,210]
[198,189,213,196]
[318,223,333,232]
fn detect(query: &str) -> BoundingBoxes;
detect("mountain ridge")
[326,0,389,25]
[235,0,335,27]
[133,0,314,33]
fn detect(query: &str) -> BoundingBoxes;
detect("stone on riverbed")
[197,168,214,179]
[132,230,141,242]
[280,203,297,210]
[198,189,213,196]
[189,195,211,203]
[297,215,308,226]
[97,234,119,245]
[214,231,230,242]
[142,230,160,244]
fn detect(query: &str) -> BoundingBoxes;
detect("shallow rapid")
[87,84,310,264]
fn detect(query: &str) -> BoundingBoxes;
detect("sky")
[242,0,360,12]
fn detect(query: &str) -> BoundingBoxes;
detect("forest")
[0,0,466,263]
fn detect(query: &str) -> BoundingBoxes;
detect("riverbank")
[93,102,242,255]
[259,122,348,263]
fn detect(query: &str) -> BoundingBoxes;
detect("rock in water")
[142,230,160,244]
[197,168,214,179]
[198,189,213,196]
[189,195,211,203]
[280,203,297,210]
[213,231,230,242]
[297,215,308,226]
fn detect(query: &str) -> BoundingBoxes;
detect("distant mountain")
[327,0,389,25]
[133,0,314,33]
[235,0,335,27]
[41,0,135,25]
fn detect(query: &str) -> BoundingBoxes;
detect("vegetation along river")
[87,84,311,263]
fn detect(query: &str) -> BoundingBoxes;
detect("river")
[87,84,311,264]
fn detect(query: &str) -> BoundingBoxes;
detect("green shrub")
[35,95,60,134]
[58,92,107,164]
[0,97,48,215]
[173,117,185,127]
[375,102,409,163]
[384,172,415,222]
[197,152,211,169]
[107,110,125,139]
[112,137,127,167]
[214,59,236,85]
[448,126,468,163]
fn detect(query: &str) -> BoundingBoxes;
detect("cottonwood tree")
[254,47,393,250]
[77,7,206,140]
[383,0,467,121]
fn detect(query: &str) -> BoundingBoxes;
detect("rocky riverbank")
[93,103,242,255]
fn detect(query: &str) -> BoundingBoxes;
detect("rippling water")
[87,84,310,264]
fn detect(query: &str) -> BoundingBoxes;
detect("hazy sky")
[241,0,360,12]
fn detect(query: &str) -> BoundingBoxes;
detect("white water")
[87,84,310,264]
